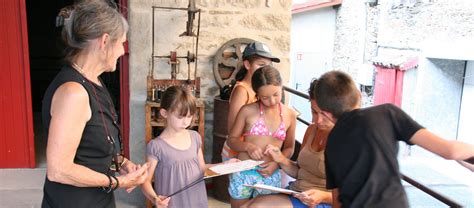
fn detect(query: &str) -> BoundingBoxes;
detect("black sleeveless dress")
[41,65,119,208]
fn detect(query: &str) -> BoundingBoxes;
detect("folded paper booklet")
[244,184,300,195]
[204,159,264,178]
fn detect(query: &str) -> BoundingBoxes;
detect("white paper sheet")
[243,184,299,195]
[208,159,264,176]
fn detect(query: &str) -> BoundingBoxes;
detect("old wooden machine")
[145,0,204,144]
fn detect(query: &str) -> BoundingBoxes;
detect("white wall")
[289,7,336,142]
[412,58,464,139]
[458,61,474,143]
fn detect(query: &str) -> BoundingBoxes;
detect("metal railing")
[282,86,463,207]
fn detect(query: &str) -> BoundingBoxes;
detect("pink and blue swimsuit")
[229,102,287,199]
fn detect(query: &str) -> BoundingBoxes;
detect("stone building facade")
[122,0,291,205]
[332,0,474,142]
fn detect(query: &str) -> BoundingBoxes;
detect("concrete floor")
[0,168,230,208]
[399,147,474,208]
[13,114,230,207]
[6,114,469,207]
[1,158,472,208]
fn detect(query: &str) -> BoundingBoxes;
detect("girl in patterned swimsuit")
[222,41,281,161]
[227,65,298,208]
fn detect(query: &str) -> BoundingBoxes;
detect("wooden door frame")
[118,0,130,157]
[6,0,35,168]
[20,0,35,168]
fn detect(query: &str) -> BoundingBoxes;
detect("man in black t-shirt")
[312,71,474,208]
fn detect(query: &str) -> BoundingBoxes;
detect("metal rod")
[401,174,462,207]
[152,6,188,10]
[297,117,311,126]
[151,7,155,76]
[283,86,309,99]
[455,61,467,142]
[283,86,311,126]
[194,9,201,80]
[153,55,189,59]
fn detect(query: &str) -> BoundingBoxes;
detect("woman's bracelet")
[111,175,119,191]
[101,174,113,193]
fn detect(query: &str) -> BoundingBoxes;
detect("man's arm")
[410,129,474,162]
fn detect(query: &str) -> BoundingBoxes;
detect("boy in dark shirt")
[313,70,474,208]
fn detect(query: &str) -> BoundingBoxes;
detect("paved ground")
[0,168,230,208]
[399,149,474,208]
[1,153,471,208]
[23,103,473,207]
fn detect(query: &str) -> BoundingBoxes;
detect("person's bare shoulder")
[50,82,90,119]
[53,82,88,104]
[282,105,299,118]
[229,84,250,103]
[238,102,259,116]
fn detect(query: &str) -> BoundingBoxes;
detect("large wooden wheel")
[213,38,255,88]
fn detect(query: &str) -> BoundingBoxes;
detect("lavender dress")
[147,130,207,208]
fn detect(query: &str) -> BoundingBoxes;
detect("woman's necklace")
[312,127,327,151]
[72,62,102,86]
[71,62,86,75]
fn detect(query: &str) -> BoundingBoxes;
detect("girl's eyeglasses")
[108,134,124,172]
[110,153,125,172]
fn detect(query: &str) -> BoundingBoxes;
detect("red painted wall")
[0,0,35,168]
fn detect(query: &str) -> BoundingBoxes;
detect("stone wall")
[332,0,474,139]
[334,0,474,73]
[123,1,291,205]
[332,0,367,75]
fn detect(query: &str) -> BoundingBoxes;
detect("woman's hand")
[117,162,149,192]
[246,143,264,160]
[293,189,328,207]
[264,144,286,164]
[118,159,142,192]
[119,158,138,175]
[154,195,170,208]
[257,161,279,178]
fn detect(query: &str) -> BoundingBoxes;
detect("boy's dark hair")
[161,85,197,117]
[309,78,318,100]
[314,71,360,119]
[251,65,282,93]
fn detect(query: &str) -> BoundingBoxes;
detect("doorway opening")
[26,0,122,168]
